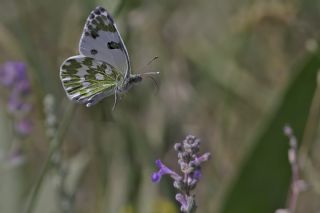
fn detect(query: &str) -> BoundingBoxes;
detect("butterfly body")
[60,6,153,108]
[116,74,142,93]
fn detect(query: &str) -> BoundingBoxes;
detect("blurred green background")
[1,0,320,212]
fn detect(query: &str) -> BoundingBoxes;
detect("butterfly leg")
[112,90,118,111]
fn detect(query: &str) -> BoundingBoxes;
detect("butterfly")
[60,6,159,109]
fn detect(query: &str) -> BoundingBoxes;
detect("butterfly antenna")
[147,56,159,66]
[139,56,160,93]
[141,71,160,76]
[138,56,159,74]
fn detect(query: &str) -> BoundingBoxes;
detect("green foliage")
[1,0,320,213]
[221,51,320,213]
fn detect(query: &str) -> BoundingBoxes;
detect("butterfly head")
[116,74,142,94]
[127,71,160,85]
[128,74,143,84]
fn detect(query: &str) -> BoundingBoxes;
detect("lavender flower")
[152,135,211,213]
[275,125,307,213]
[0,62,27,86]
[16,118,33,136]
[152,159,182,183]
[0,61,33,136]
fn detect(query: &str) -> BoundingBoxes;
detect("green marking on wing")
[79,6,130,76]
[82,57,94,66]
[95,15,116,32]
[60,55,123,104]
[61,58,82,74]
[85,10,117,39]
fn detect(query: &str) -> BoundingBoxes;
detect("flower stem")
[23,103,76,213]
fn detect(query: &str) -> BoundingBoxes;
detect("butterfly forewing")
[79,6,130,78]
[60,55,123,107]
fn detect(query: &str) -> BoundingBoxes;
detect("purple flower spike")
[0,61,33,138]
[191,152,211,167]
[151,172,161,183]
[0,63,17,86]
[151,159,181,183]
[175,193,188,211]
[13,80,31,95]
[0,62,27,86]
[16,118,33,135]
[193,169,202,180]
[151,135,210,212]
[14,62,27,81]
[8,96,24,113]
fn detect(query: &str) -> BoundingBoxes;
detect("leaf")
[220,51,320,213]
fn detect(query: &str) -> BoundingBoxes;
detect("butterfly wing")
[79,6,131,78]
[60,55,123,107]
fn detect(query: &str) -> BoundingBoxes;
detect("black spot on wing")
[94,8,101,15]
[91,49,98,55]
[84,7,117,40]
[107,41,121,49]
[91,31,99,39]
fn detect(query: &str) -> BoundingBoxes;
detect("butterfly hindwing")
[60,55,123,107]
[79,6,130,78]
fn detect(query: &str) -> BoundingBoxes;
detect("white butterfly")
[60,6,159,108]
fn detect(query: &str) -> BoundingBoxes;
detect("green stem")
[24,103,76,213]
